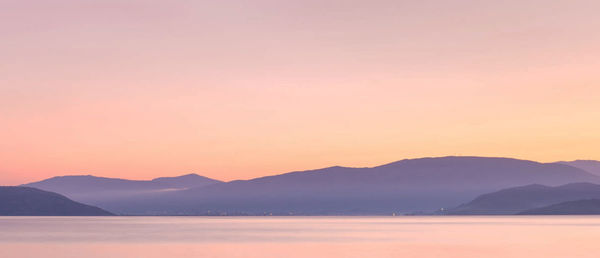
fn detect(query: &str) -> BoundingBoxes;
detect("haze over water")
[1,216,599,258]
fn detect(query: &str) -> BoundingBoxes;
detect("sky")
[2,0,600,185]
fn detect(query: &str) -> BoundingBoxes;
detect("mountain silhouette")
[24,174,222,214]
[44,156,595,215]
[518,199,600,215]
[0,186,113,216]
[448,182,600,215]
[26,173,221,194]
[22,157,600,215]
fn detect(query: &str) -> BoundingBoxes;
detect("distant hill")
[558,160,600,176]
[0,186,113,216]
[518,199,600,215]
[24,174,222,214]
[151,174,221,189]
[25,173,221,194]
[448,183,600,215]
[98,156,599,215]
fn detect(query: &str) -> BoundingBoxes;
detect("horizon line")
[13,155,597,186]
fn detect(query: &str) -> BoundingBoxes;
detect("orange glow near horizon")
[2,1,600,185]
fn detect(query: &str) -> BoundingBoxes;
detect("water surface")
[1,216,599,257]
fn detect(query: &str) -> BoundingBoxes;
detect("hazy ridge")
[21,156,600,215]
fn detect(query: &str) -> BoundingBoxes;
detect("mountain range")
[26,173,221,194]
[24,173,221,214]
[21,156,600,215]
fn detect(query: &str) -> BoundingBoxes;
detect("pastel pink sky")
[2,0,600,185]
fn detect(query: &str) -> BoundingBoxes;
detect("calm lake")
[1,216,599,257]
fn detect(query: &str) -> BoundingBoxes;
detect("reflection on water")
[1,216,599,257]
